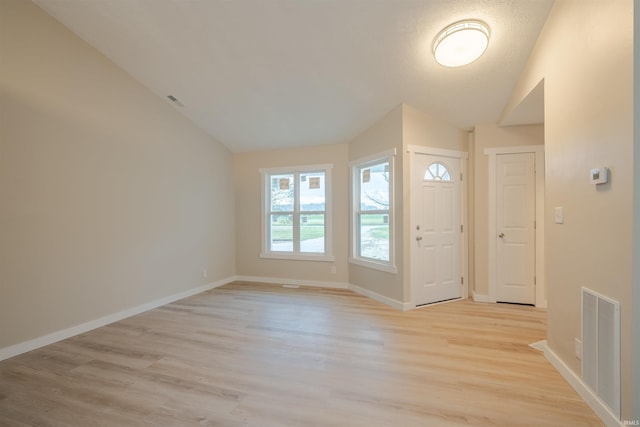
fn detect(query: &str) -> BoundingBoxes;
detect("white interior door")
[496,153,536,304]
[411,154,462,306]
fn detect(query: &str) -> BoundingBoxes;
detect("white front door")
[496,153,536,304]
[411,154,462,306]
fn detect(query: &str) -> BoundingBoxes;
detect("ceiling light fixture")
[433,20,490,67]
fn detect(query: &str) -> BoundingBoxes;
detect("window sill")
[349,257,397,274]
[260,252,335,262]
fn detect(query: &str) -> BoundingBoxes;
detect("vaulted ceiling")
[33,0,553,152]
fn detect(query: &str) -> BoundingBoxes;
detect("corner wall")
[347,105,404,302]
[505,0,634,420]
[234,144,349,286]
[0,0,235,351]
[233,103,467,307]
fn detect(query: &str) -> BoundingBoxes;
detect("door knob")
[498,233,505,238]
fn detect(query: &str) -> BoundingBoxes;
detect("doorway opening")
[409,146,468,308]
[485,145,545,307]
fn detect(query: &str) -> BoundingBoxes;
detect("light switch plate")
[554,207,564,224]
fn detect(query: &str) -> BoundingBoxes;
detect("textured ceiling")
[33,0,553,152]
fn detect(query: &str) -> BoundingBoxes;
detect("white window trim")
[349,150,397,274]
[260,164,334,262]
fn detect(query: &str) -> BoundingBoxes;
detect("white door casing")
[411,151,465,306]
[496,153,535,304]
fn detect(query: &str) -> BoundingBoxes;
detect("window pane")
[424,162,452,181]
[360,162,389,211]
[300,214,325,253]
[300,172,325,212]
[270,174,294,212]
[270,214,293,252]
[359,213,389,261]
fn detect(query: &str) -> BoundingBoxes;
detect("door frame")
[408,145,468,307]
[485,145,545,308]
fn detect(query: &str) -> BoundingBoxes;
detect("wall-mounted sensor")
[590,167,608,185]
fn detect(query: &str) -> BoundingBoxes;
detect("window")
[424,161,451,181]
[261,165,333,261]
[350,150,396,273]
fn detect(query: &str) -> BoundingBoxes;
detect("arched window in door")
[424,161,452,181]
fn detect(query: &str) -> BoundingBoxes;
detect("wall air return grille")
[581,287,620,419]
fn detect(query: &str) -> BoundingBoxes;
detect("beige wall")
[467,132,476,299]
[348,105,404,301]
[634,0,640,419]
[506,0,634,419]
[402,104,468,152]
[472,123,544,297]
[234,144,349,285]
[0,0,235,350]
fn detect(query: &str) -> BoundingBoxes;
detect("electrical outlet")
[575,338,582,360]
[203,269,208,278]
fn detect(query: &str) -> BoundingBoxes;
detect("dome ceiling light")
[433,20,490,67]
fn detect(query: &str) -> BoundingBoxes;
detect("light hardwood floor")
[0,282,602,426]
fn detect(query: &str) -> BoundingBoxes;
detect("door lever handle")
[498,233,505,238]
[416,236,423,241]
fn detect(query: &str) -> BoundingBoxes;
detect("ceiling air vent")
[167,95,184,107]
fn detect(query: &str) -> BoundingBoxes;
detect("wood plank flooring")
[0,282,602,426]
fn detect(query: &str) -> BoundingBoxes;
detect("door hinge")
[460,173,463,181]
[460,224,463,233]
[534,220,536,230]
[534,276,537,285]
[461,277,464,285]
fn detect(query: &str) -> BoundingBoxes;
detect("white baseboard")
[472,291,490,302]
[0,276,235,363]
[235,276,409,311]
[348,283,410,311]
[235,275,349,289]
[544,344,623,427]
